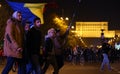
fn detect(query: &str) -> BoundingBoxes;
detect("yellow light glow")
[71,26,74,29]
[65,17,69,20]
[97,45,102,48]
[53,17,67,29]
[60,17,63,20]
[76,22,115,38]
[0,4,1,7]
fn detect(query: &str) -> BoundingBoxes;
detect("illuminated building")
[72,22,117,47]
[75,22,115,38]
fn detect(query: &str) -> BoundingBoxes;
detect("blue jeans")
[100,53,111,70]
[2,57,26,74]
[26,55,42,74]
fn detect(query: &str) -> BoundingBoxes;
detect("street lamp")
[65,17,69,21]
[60,16,69,26]
[71,25,75,29]
[0,3,1,8]
[60,17,69,21]
[101,29,104,39]
[101,29,105,43]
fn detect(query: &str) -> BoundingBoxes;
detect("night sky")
[57,0,120,30]
[4,0,120,30]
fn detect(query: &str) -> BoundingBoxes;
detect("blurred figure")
[100,39,112,71]
[42,28,58,74]
[24,20,31,34]
[43,26,71,74]
[53,26,70,70]
[72,46,78,65]
[0,45,4,64]
[2,11,25,74]
[26,17,42,74]
[23,20,31,72]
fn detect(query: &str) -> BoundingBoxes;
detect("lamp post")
[101,29,105,43]
[60,16,69,26]
[0,3,1,8]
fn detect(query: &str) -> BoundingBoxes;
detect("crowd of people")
[1,11,70,74]
[64,40,120,71]
[1,11,120,74]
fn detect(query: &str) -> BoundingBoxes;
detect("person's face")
[49,31,56,38]
[56,32,60,36]
[34,20,41,28]
[16,12,22,21]
[25,24,30,31]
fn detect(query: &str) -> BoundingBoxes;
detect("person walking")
[42,28,58,74]
[2,11,25,74]
[100,39,112,71]
[43,26,70,74]
[53,26,70,70]
[23,20,31,72]
[26,17,42,74]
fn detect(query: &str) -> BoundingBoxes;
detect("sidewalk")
[111,61,120,73]
[0,61,120,74]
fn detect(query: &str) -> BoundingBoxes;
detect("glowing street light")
[54,17,67,29]
[101,29,105,40]
[65,17,69,20]
[60,17,69,21]
[71,25,75,29]
[0,4,1,8]
[60,17,63,20]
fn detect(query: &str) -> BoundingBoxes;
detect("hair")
[45,28,56,39]
[55,28,60,33]
[12,11,21,19]
[47,28,56,34]
[25,20,31,24]
[33,17,41,23]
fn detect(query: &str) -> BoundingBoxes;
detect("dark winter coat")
[27,27,42,55]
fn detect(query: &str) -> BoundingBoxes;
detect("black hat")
[25,20,32,24]
[55,28,60,33]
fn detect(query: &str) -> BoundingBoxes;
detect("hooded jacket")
[3,18,24,58]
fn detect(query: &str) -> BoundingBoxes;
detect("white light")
[71,26,74,29]
[0,4,1,7]
[115,43,120,50]
[60,17,63,20]
[65,17,69,20]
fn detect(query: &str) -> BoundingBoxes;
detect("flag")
[6,0,46,24]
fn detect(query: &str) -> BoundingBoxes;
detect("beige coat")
[3,18,24,58]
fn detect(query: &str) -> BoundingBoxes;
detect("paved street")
[0,61,120,74]
[58,62,120,74]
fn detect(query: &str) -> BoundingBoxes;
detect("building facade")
[75,22,115,38]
